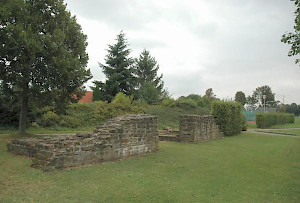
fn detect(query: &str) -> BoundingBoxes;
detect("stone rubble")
[8,114,159,171]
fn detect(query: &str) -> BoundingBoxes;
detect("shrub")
[256,113,294,128]
[60,115,82,128]
[286,114,295,123]
[177,98,197,109]
[112,92,133,105]
[277,113,286,124]
[256,113,265,128]
[241,113,248,131]
[107,102,144,118]
[211,101,243,136]
[161,98,177,107]
[40,111,60,127]
[139,82,160,104]
[66,102,96,124]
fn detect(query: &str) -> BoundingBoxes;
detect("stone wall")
[8,114,159,171]
[178,115,223,143]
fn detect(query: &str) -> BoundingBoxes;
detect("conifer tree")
[95,31,135,102]
[134,49,164,99]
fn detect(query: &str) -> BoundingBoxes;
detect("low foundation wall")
[8,114,159,171]
[178,115,223,143]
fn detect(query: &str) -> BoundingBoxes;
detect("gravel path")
[247,129,300,138]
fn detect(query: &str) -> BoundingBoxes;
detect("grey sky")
[65,0,300,104]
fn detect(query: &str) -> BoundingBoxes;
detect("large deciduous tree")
[94,31,135,102]
[251,85,276,107]
[0,0,91,134]
[204,88,216,100]
[234,91,246,106]
[281,0,300,65]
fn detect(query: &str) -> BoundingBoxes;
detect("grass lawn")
[247,122,257,129]
[1,132,299,202]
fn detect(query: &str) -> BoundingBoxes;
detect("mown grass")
[1,132,299,202]
[247,122,257,129]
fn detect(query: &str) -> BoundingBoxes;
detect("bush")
[139,82,160,104]
[256,113,294,128]
[177,98,197,109]
[286,114,295,123]
[40,111,60,127]
[66,102,96,123]
[211,101,243,136]
[161,98,177,107]
[256,114,265,128]
[112,92,133,105]
[241,113,248,131]
[60,115,82,128]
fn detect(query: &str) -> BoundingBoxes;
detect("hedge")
[211,101,244,136]
[256,112,295,128]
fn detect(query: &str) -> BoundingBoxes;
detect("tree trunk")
[19,84,29,135]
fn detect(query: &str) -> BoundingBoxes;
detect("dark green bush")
[211,101,243,136]
[256,113,294,128]
[60,115,82,128]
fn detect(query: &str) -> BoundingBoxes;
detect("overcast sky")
[65,0,300,104]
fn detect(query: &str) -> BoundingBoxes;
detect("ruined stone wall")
[8,114,158,170]
[178,115,223,143]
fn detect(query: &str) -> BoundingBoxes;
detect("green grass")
[143,105,209,130]
[1,132,299,202]
[247,122,257,129]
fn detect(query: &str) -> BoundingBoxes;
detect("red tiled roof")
[79,91,93,103]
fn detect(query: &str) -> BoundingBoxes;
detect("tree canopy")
[134,49,164,98]
[0,0,91,134]
[248,85,276,108]
[235,91,246,106]
[281,0,300,65]
[205,88,216,100]
[94,31,135,102]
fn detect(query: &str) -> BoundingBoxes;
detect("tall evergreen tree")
[0,0,91,134]
[134,49,164,99]
[94,31,135,102]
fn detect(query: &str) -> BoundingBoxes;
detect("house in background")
[79,91,93,103]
